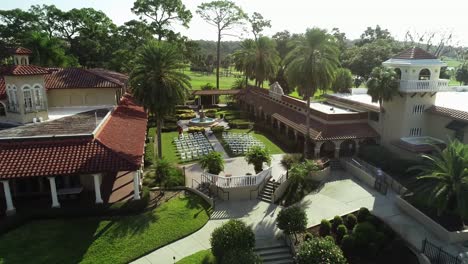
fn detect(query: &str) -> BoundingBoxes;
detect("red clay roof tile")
[427,105,468,122]
[392,47,437,60]
[1,65,49,76]
[8,47,32,55]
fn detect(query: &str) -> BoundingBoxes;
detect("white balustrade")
[399,79,450,92]
[201,167,272,188]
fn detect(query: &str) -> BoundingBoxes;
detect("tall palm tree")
[284,161,319,204]
[130,41,191,159]
[285,28,340,157]
[254,37,280,87]
[366,66,399,113]
[411,140,468,223]
[233,39,256,86]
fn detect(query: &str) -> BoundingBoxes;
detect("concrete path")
[206,132,229,159]
[132,200,282,264]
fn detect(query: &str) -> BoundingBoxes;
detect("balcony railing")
[399,79,450,92]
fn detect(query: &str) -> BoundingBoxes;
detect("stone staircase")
[258,180,279,203]
[255,240,294,264]
[196,182,212,197]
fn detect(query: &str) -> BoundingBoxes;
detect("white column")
[93,174,103,204]
[2,180,16,215]
[47,177,60,208]
[133,171,141,200]
[334,148,340,159]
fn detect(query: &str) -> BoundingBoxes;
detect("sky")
[3,0,468,46]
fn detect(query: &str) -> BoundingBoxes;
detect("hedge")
[188,127,205,133]
[229,119,253,129]
[177,113,196,120]
[211,126,225,133]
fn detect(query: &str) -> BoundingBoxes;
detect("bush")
[177,112,196,120]
[340,234,355,255]
[319,219,332,237]
[304,232,314,241]
[211,126,225,133]
[336,224,348,244]
[245,146,271,174]
[175,109,195,114]
[222,250,262,264]
[210,220,255,263]
[229,119,253,129]
[332,215,343,232]
[199,152,225,175]
[162,123,178,132]
[201,253,216,264]
[345,214,357,230]
[188,127,205,133]
[143,159,184,188]
[357,207,370,223]
[205,112,216,118]
[353,222,379,254]
[276,206,307,242]
[296,236,347,264]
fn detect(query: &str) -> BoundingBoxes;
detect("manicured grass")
[218,128,285,157]
[145,127,156,165]
[288,88,331,101]
[442,57,463,68]
[176,249,214,264]
[160,131,181,164]
[186,69,243,90]
[0,195,210,264]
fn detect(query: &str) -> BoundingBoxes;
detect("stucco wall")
[47,88,119,107]
[427,114,468,144]
[342,161,376,188]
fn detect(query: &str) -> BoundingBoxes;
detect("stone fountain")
[189,106,216,127]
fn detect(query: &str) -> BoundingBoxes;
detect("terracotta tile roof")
[1,65,50,76]
[392,47,437,60]
[427,105,468,122]
[8,47,32,55]
[0,77,5,100]
[44,68,124,89]
[241,88,379,141]
[96,94,148,167]
[0,94,147,179]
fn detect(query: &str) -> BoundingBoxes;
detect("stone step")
[259,196,272,203]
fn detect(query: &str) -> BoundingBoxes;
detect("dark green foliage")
[229,119,253,128]
[222,249,262,264]
[336,224,348,244]
[177,112,197,119]
[345,214,357,230]
[199,151,225,175]
[319,219,332,237]
[245,146,271,173]
[340,234,354,255]
[332,68,353,93]
[456,64,468,85]
[304,232,314,241]
[366,66,399,111]
[296,236,347,264]
[143,158,185,187]
[332,215,343,232]
[276,206,307,242]
[210,126,225,133]
[188,127,205,133]
[283,161,320,205]
[210,220,255,263]
[357,207,370,222]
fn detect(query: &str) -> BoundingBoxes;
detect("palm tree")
[285,28,340,157]
[199,151,225,175]
[411,140,468,224]
[130,41,191,159]
[245,146,271,174]
[284,160,319,205]
[366,66,399,113]
[233,39,256,86]
[254,37,280,87]
[280,153,302,179]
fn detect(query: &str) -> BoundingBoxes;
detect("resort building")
[239,47,468,159]
[0,48,147,216]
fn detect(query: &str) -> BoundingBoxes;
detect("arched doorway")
[394,68,402,79]
[319,141,336,159]
[339,139,356,157]
[419,69,431,80]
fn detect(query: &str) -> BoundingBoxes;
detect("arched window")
[33,85,43,110]
[23,86,33,112]
[6,85,18,112]
[20,57,27,65]
[394,68,402,79]
[419,69,431,80]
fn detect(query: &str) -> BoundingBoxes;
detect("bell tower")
[380,47,449,148]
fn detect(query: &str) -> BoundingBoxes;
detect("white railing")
[201,167,272,188]
[399,79,449,92]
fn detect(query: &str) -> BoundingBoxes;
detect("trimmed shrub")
[304,232,314,241]
[345,214,357,230]
[199,152,225,175]
[177,112,196,120]
[332,215,343,232]
[336,224,348,244]
[162,123,178,132]
[357,207,370,223]
[319,219,332,237]
[353,222,379,255]
[229,119,253,129]
[296,236,347,264]
[210,220,255,263]
[188,127,205,133]
[340,234,355,256]
[245,146,271,174]
[222,250,262,264]
[211,126,225,133]
[276,206,307,242]
[175,109,194,114]
[205,112,216,118]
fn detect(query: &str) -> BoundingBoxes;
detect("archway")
[319,141,336,159]
[394,68,402,79]
[339,139,356,157]
[419,69,431,80]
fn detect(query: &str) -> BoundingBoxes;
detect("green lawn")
[288,88,331,101]
[176,249,214,264]
[0,195,210,264]
[217,128,285,157]
[186,69,242,90]
[160,131,181,164]
[442,57,463,68]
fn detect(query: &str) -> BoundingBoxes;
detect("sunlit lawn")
[0,195,210,264]
[288,88,331,101]
[219,128,285,157]
[175,249,214,264]
[186,69,242,90]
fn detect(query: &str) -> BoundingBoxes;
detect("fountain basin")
[189,117,217,127]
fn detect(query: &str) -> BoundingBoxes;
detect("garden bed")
[296,209,419,264]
